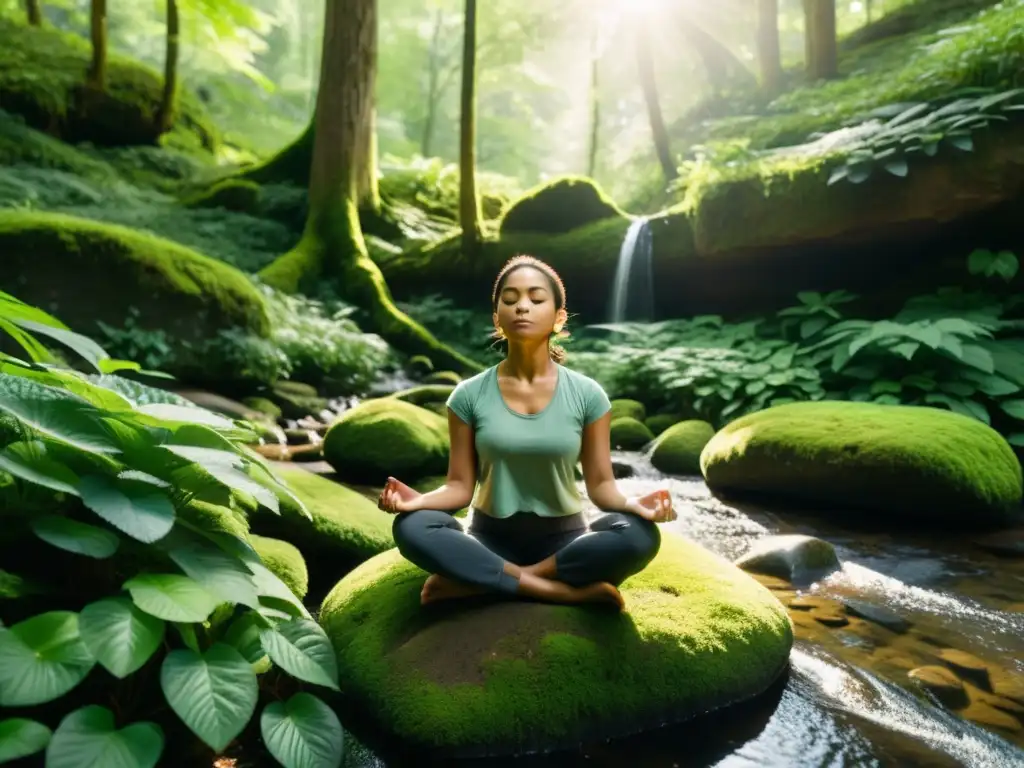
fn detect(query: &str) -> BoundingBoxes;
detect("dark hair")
[491,255,570,363]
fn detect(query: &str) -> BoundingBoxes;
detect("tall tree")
[458,0,482,257]
[420,6,447,157]
[156,0,180,134]
[87,0,108,91]
[634,15,676,183]
[803,0,838,80]
[258,0,478,374]
[757,0,783,94]
[587,21,600,178]
[25,0,42,26]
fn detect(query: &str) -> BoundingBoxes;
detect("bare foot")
[581,582,625,611]
[517,573,625,611]
[420,574,488,605]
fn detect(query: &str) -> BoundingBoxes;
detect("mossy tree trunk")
[587,24,600,178]
[156,0,180,135]
[635,17,676,183]
[803,0,838,80]
[257,0,480,375]
[757,0,783,95]
[357,108,381,214]
[25,0,42,26]
[87,0,107,91]
[458,0,482,258]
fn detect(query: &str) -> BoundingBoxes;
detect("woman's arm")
[404,410,477,513]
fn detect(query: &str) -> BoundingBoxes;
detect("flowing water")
[607,218,655,323]
[336,451,1024,768]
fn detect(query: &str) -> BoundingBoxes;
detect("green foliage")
[0,293,346,768]
[396,294,504,367]
[499,176,625,235]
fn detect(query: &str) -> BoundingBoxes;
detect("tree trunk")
[757,0,783,95]
[803,0,838,80]
[257,0,480,375]
[156,0,180,135]
[635,18,676,183]
[458,0,482,258]
[420,7,445,158]
[87,0,107,91]
[356,108,381,213]
[25,0,42,26]
[587,26,600,178]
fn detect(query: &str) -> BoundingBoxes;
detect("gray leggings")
[392,509,661,595]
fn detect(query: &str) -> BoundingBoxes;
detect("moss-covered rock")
[0,18,216,149]
[250,467,393,594]
[319,530,792,756]
[183,179,261,214]
[499,176,625,235]
[700,401,1023,524]
[242,397,283,421]
[610,399,646,422]
[249,533,309,600]
[651,420,716,475]
[270,381,329,420]
[386,384,455,408]
[0,211,270,344]
[645,414,681,436]
[323,399,449,485]
[610,417,654,451]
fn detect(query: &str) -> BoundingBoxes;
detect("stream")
[332,450,1024,768]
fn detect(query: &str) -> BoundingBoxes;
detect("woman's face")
[493,266,566,342]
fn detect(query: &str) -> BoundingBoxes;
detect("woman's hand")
[377,476,423,515]
[625,489,676,523]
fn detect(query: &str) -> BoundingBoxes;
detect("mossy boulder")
[609,417,654,451]
[610,399,646,422]
[0,18,216,149]
[323,399,449,485]
[0,211,270,344]
[249,533,309,600]
[270,381,329,420]
[499,176,625,235]
[319,530,792,756]
[249,467,393,594]
[651,420,716,475]
[386,384,455,408]
[183,179,261,214]
[645,414,681,436]
[241,396,282,421]
[700,401,1024,524]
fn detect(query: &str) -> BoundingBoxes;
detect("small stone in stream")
[788,595,840,612]
[842,599,911,634]
[961,700,1022,732]
[908,666,969,708]
[735,534,840,586]
[284,429,319,446]
[972,528,1024,558]
[936,649,992,691]
[317,409,337,426]
[611,461,634,479]
[834,630,874,651]
[811,611,849,628]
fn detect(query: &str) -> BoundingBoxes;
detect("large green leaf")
[222,611,268,665]
[160,644,258,752]
[78,474,175,544]
[79,598,165,679]
[10,319,109,372]
[0,439,80,495]
[162,531,260,609]
[0,612,95,706]
[46,706,163,768]
[123,574,221,623]
[261,693,344,768]
[258,619,340,691]
[0,718,52,762]
[0,375,119,453]
[136,404,237,431]
[31,515,120,559]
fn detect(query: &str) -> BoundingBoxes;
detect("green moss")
[700,401,1023,523]
[249,533,309,600]
[423,370,461,386]
[322,399,449,486]
[499,176,626,235]
[319,531,792,753]
[183,180,262,214]
[251,467,393,591]
[179,498,251,542]
[0,210,270,343]
[386,385,455,408]
[0,109,115,180]
[241,397,283,421]
[609,417,654,451]
[645,414,681,436]
[610,399,646,422]
[651,421,716,475]
[0,17,217,149]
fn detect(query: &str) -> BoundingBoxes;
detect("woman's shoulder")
[557,364,608,399]
[448,365,496,402]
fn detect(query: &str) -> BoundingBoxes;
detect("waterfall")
[607,218,655,323]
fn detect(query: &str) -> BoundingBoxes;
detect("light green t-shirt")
[446,364,611,519]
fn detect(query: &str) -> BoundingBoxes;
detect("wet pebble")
[812,611,849,628]
[908,665,969,708]
[735,534,840,586]
[612,461,635,479]
[842,599,911,634]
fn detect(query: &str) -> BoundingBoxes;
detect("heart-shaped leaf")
[162,531,259,609]
[78,474,175,544]
[259,619,339,690]
[31,515,120,559]
[261,693,344,768]
[46,706,163,768]
[79,598,165,678]
[124,574,220,623]
[0,612,95,706]
[160,644,258,752]
[0,718,52,762]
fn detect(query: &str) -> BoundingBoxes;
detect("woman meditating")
[377,255,676,610]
